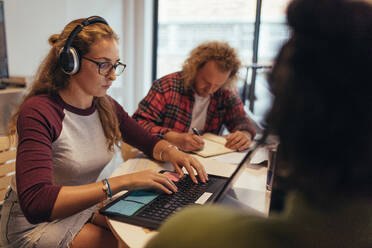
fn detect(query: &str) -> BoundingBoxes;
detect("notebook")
[193,133,234,157]
[99,144,258,230]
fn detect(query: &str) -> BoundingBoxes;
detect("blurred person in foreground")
[146,0,372,247]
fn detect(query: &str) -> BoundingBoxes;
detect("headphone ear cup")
[59,47,81,75]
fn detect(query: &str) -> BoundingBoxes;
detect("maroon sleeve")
[16,96,63,224]
[111,98,160,157]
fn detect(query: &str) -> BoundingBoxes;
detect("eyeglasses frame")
[82,56,126,76]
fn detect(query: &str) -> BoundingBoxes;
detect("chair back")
[120,142,140,161]
[0,136,16,203]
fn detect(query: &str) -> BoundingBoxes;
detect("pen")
[192,127,201,136]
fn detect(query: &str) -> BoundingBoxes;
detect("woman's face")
[72,38,120,98]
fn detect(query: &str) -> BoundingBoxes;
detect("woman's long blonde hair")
[8,18,121,151]
[181,41,242,91]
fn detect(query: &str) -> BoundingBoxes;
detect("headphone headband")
[59,16,109,75]
[82,16,108,26]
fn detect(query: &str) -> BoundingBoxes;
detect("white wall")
[4,0,124,77]
[1,0,154,134]
[119,0,154,114]
[2,0,153,111]
[4,0,67,77]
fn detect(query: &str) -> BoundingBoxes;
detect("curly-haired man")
[133,41,256,152]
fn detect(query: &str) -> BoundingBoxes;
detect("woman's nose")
[106,67,116,81]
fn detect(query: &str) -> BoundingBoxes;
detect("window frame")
[152,0,286,113]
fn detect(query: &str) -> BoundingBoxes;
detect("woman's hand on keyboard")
[123,170,178,194]
[164,148,208,184]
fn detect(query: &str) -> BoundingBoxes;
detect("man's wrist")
[159,128,172,139]
[241,130,253,140]
[163,131,179,144]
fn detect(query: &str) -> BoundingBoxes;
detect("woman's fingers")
[153,173,178,193]
[172,164,184,179]
[129,170,179,194]
[166,148,208,184]
[172,156,208,184]
[189,156,208,182]
[153,182,173,194]
[179,160,198,184]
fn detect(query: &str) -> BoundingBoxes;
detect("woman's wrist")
[107,175,132,194]
[101,178,112,200]
[159,144,178,162]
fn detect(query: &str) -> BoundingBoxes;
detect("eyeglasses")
[82,57,126,76]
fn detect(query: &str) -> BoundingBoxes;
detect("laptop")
[266,143,287,215]
[99,144,258,230]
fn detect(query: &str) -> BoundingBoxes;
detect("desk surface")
[107,151,270,248]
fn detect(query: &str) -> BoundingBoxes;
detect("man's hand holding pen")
[192,127,201,136]
[163,129,204,152]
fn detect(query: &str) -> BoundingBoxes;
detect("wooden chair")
[120,141,140,161]
[0,136,16,205]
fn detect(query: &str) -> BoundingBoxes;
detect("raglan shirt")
[15,94,160,224]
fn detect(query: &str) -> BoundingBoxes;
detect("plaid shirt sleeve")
[222,90,256,137]
[132,80,173,138]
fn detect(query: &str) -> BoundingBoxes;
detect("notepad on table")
[193,133,234,157]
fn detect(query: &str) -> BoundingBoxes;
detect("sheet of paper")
[249,146,268,164]
[197,141,266,165]
[202,133,227,145]
[194,138,234,157]
[191,154,236,177]
[210,151,248,164]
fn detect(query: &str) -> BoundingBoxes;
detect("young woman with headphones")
[0,16,207,248]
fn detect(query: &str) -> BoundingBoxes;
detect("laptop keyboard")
[137,176,216,221]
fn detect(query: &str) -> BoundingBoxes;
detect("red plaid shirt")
[133,72,256,138]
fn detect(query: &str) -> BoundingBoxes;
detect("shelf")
[0,87,26,95]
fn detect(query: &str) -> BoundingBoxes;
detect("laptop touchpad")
[105,190,159,216]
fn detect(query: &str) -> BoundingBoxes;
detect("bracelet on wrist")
[102,178,112,200]
[159,144,178,161]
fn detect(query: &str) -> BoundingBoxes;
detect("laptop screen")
[267,144,287,215]
[213,143,259,202]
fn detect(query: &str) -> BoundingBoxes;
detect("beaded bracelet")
[102,178,112,200]
[159,144,178,161]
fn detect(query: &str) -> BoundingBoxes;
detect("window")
[155,0,291,128]
[156,0,256,78]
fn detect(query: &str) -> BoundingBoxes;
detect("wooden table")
[106,151,270,248]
